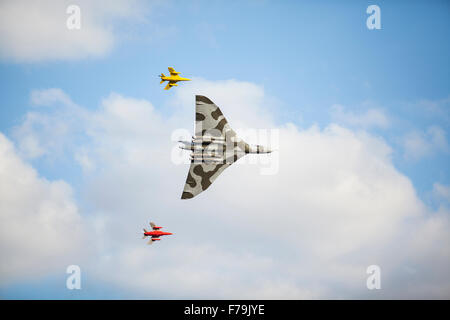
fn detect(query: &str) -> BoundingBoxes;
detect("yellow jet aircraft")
[159,67,191,90]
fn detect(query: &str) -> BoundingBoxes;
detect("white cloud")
[30,88,76,107]
[97,244,321,299]
[0,133,88,284]
[428,126,449,152]
[0,0,150,62]
[171,78,276,130]
[4,85,450,298]
[402,125,449,161]
[416,96,450,123]
[330,104,389,129]
[12,88,88,159]
[433,183,450,203]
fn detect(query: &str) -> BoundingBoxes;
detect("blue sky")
[1,1,449,191]
[0,0,449,299]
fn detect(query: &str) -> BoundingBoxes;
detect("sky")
[0,0,449,299]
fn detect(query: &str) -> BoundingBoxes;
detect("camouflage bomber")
[179,95,272,199]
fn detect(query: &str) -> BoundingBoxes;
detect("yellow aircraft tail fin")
[159,73,166,84]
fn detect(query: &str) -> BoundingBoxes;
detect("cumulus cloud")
[0,133,88,284]
[171,78,276,129]
[12,88,89,159]
[402,125,449,161]
[0,0,150,62]
[433,183,450,204]
[416,96,450,123]
[434,184,450,201]
[4,83,450,298]
[330,104,389,129]
[95,244,321,299]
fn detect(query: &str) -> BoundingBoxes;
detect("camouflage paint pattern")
[181,95,270,199]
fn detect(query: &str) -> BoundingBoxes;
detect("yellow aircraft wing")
[168,67,180,76]
[164,82,176,90]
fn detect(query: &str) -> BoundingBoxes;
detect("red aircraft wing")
[150,222,163,230]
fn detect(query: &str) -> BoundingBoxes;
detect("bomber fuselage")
[179,140,272,154]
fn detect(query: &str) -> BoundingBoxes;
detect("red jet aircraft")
[143,222,173,245]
